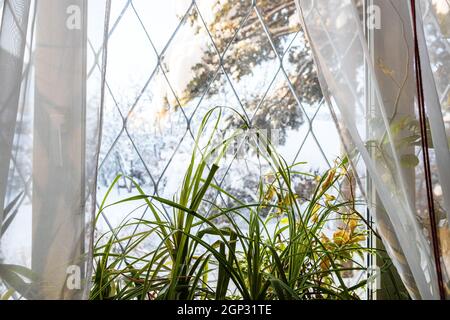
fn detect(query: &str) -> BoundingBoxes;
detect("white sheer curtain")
[0,0,109,299]
[295,0,449,299]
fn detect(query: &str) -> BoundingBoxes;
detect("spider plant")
[90,107,381,300]
[91,107,243,300]
[202,133,373,299]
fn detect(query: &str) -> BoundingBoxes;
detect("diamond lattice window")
[94,0,342,213]
[91,3,370,290]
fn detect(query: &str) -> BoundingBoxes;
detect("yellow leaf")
[349,235,366,244]
[346,213,360,233]
[312,203,321,214]
[264,185,276,202]
[320,257,331,271]
[333,229,350,245]
[321,168,336,192]
[320,233,330,243]
[324,194,336,206]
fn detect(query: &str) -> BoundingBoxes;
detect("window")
[97,0,341,225]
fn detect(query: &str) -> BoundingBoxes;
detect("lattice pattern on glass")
[90,0,347,238]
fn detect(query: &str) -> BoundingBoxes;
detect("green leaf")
[1,192,24,236]
[400,154,419,168]
[0,264,38,299]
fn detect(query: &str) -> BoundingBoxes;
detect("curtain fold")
[296,0,449,299]
[415,0,450,223]
[0,0,31,233]
[0,0,109,299]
